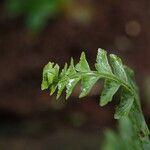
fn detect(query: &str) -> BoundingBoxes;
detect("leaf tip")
[79,94,83,98]
[99,101,106,107]
[56,94,60,100]
[114,114,120,119]
[110,53,116,58]
[41,85,46,91]
[70,57,74,63]
[79,92,86,98]
[81,51,86,56]
[50,91,53,96]
[41,87,44,91]
[66,92,71,100]
[110,54,121,62]
[98,48,107,54]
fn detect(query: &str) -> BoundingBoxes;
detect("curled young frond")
[41,48,136,119]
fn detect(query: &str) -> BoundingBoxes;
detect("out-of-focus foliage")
[5,0,71,31]
[101,118,141,150]
[41,49,150,149]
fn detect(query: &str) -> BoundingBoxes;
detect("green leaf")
[49,63,60,94]
[57,79,67,99]
[66,58,76,75]
[49,63,67,96]
[76,52,91,72]
[66,78,80,99]
[100,80,120,106]
[50,83,58,96]
[6,0,62,31]
[56,63,68,99]
[114,90,134,119]
[41,62,59,90]
[95,48,112,74]
[60,63,68,78]
[110,54,128,82]
[79,74,99,98]
[66,59,80,99]
[124,66,137,90]
[57,59,80,99]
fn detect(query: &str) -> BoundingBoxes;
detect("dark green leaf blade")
[66,58,80,99]
[95,48,112,74]
[57,79,67,99]
[66,58,76,75]
[100,80,120,106]
[50,83,58,96]
[124,65,137,90]
[110,54,128,82]
[60,63,68,78]
[57,58,79,99]
[79,74,99,98]
[76,52,90,72]
[55,63,68,98]
[66,78,80,99]
[114,90,134,119]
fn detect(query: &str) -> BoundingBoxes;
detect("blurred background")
[0,0,150,149]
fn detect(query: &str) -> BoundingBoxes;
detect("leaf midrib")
[55,70,135,97]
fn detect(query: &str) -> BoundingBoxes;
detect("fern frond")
[41,48,150,149]
[42,48,134,118]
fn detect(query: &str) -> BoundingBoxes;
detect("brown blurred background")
[0,0,150,149]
